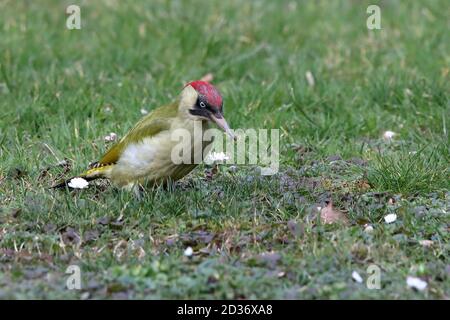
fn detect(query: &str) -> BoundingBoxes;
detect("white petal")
[56,159,68,166]
[183,246,193,257]
[104,132,117,142]
[406,276,427,291]
[140,108,149,115]
[383,131,396,140]
[352,271,363,283]
[384,213,397,224]
[68,177,89,189]
[404,88,413,96]
[305,71,315,87]
[419,240,434,247]
[206,152,230,162]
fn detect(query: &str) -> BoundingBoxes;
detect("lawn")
[0,0,448,299]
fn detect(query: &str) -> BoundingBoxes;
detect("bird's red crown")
[186,80,223,110]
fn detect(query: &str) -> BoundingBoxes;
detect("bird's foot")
[123,182,145,200]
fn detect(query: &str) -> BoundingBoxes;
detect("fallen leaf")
[356,180,371,192]
[320,201,349,225]
[185,74,214,87]
[200,73,214,83]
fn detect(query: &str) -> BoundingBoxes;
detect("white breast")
[118,136,158,171]
[111,119,210,186]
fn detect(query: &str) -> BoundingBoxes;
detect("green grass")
[0,0,449,299]
[367,146,449,194]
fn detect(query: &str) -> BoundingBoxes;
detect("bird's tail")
[51,164,114,189]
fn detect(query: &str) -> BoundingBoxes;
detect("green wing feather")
[98,101,178,165]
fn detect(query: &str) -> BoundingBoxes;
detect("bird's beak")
[210,113,236,140]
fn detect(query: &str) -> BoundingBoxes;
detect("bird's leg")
[123,182,145,200]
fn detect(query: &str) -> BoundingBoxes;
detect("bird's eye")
[199,101,206,108]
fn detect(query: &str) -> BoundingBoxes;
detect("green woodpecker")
[53,81,234,189]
